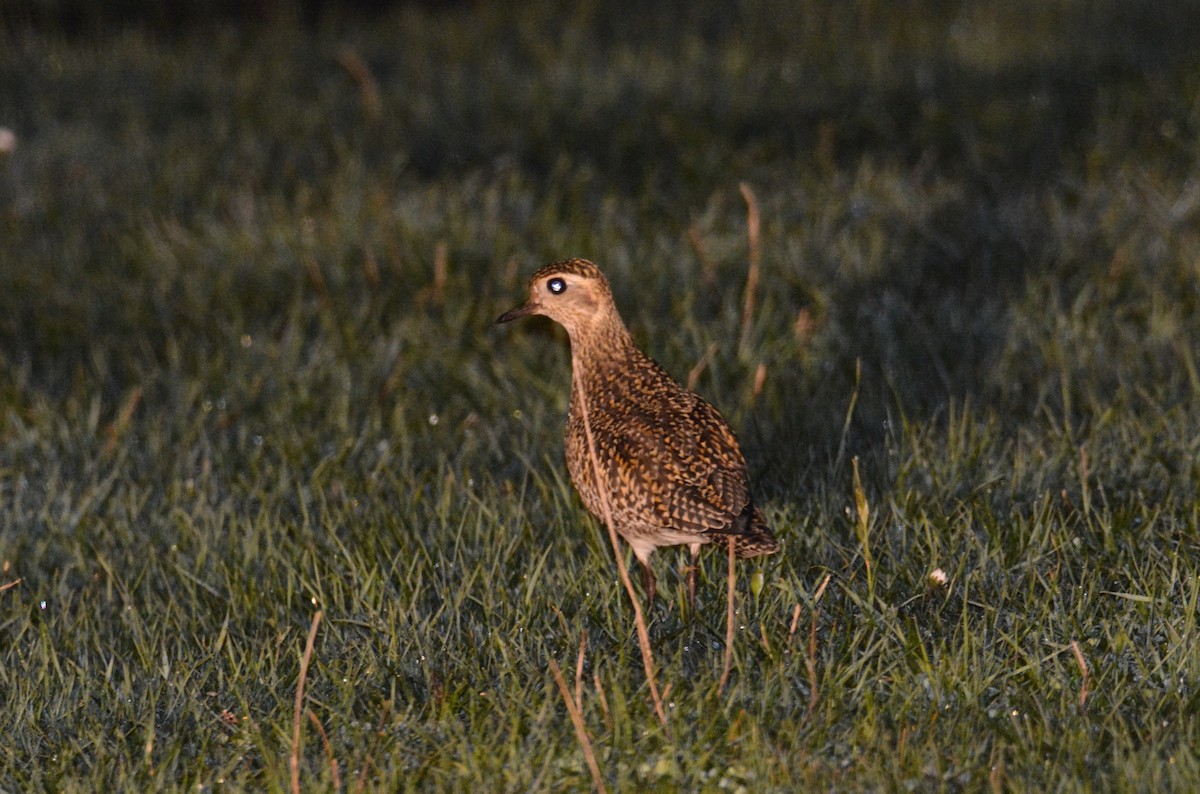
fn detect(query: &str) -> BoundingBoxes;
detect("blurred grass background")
[2,0,1200,789]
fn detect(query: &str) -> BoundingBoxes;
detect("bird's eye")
[547,277,566,295]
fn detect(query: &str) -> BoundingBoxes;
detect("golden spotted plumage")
[497,258,779,603]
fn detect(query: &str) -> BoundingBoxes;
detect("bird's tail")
[733,506,780,558]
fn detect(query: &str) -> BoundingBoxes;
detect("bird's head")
[496,258,619,338]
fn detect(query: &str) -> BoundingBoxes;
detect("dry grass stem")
[573,367,668,727]
[291,610,323,794]
[432,241,449,306]
[989,758,1007,794]
[593,671,613,733]
[1079,446,1091,516]
[143,717,155,776]
[789,575,831,648]
[575,631,587,714]
[852,456,874,599]
[1070,640,1090,709]
[800,608,821,728]
[793,307,814,343]
[752,362,767,400]
[813,573,832,604]
[103,386,142,454]
[549,658,607,794]
[307,711,342,792]
[835,359,862,469]
[305,255,332,312]
[353,702,392,794]
[335,48,382,120]
[686,342,718,391]
[787,603,803,647]
[738,182,761,348]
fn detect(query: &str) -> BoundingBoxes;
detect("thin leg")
[686,543,701,611]
[719,536,736,691]
[640,560,657,605]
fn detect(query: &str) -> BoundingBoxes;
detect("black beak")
[496,301,539,324]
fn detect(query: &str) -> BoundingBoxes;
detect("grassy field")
[3,0,1200,789]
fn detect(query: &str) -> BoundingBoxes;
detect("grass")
[2,0,1200,789]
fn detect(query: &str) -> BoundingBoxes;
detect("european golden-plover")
[497,258,779,605]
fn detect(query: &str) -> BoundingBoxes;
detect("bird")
[496,258,779,606]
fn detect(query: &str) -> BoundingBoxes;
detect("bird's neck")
[567,315,641,387]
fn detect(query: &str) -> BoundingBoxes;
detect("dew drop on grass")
[428,414,440,426]
[253,435,263,447]
[40,600,47,610]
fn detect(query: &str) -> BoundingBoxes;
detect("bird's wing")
[592,391,752,534]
